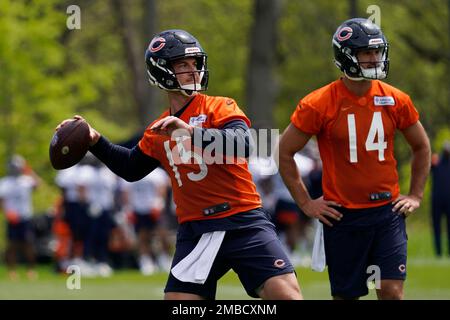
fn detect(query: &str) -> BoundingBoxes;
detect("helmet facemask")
[334,41,389,81]
[354,44,389,80]
[171,55,209,96]
[147,54,209,96]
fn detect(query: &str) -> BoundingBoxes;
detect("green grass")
[0,257,449,300]
[0,216,448,300]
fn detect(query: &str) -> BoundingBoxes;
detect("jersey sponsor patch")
[189,114,207,126]
[374,96,395,106]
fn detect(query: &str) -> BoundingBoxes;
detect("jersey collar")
[171,94,201,118]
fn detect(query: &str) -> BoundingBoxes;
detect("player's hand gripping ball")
[49,118,90,170]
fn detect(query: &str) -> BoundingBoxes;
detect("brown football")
[49,119,90,170]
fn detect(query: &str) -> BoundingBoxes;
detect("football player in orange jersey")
[56,29,301,300]
[279,18,431,300]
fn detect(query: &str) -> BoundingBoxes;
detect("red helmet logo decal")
[149,37,166,52]
[337,27,353,41]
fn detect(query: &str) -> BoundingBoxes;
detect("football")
[49,119,91,170]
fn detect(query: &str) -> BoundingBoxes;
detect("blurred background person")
[54,162,90,272]
[119,167,171,275]
[249,145,318,266]
[51,195,73,273]
[272,152,315,266]
[78,154,117,277]
[430,141,450,257]
[248,155,278,217]
[0,155,41,280]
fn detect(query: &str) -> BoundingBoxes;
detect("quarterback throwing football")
[56,29,301,300]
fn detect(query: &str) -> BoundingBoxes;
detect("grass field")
[0,224,449,300]
[0,258,449,300]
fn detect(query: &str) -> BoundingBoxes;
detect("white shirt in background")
[0,175,36,220]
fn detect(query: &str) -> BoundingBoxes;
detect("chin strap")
[360,66,386,80]
[344,66,386,81]
[179,79,203,96]
[343,71,364,81]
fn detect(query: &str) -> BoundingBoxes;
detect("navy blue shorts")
[323,203,407,299]
[165,209,295,299]
[7,220,33,242]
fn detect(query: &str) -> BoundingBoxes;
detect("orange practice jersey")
[139,93,261,223]
[291,79,419,208]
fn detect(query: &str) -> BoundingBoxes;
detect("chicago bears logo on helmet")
[336,27,353,41]
[149,37,166,53]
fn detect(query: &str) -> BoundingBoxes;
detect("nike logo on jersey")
[374,96,395,106]
[189,114,207,127]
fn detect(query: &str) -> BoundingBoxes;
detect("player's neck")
[167,91,197,115]
[342,76,372,97]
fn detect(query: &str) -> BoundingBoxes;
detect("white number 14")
[347,112,387,163]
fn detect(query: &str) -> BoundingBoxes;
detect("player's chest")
[324,99,396,143]
[152,131,208,177]
[158,109,212,158]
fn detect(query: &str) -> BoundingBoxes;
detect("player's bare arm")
[392,121,431,216]
[279,123,342,227]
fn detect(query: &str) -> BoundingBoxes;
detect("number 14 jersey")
[290,78,419,208]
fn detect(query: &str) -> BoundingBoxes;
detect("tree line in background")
[0,0,449,214]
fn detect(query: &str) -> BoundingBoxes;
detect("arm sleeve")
[89,136,161,182]
[192,120,254,158]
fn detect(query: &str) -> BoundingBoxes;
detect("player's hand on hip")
[150,116,193,137]
[392,194,421,217]
[55,115,101,146]
[301,197,343,227]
